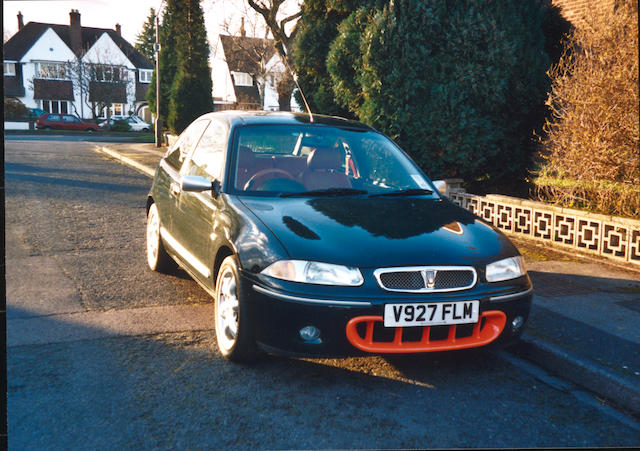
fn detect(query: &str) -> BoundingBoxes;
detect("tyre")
[215,255,258,361]
[86,128,95,132]
[146,203,175,273]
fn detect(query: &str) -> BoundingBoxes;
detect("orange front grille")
[345,310,506,353]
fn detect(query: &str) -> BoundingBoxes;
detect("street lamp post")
[154,0,165,147]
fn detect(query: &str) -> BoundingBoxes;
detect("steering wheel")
[244,168,295,191]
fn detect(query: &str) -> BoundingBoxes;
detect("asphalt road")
[5,139,640,449]
[4,132,153,142]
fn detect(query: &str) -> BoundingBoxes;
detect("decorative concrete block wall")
[450,192,640,267]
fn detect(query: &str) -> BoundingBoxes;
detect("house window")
[231,72,253,87]
[98,103,126,118]
[4,62,16,76]
[92,65,128,82]
[42,100,69,114]
[139,70,153,83]
[36,62,67,79]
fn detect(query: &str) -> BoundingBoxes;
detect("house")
[3,10,154,122]
[211,31,300,112]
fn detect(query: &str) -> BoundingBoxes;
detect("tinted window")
[63,115,79,123]
[232,125,433,195]
[164,120,209,170]
[47,114,61,121]
[164,148,183,170]
[185,120,228,180]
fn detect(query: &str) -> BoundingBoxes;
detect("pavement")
[93,142,640,417]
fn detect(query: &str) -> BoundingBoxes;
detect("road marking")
[8,304,214,347]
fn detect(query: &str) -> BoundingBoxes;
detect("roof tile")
[3,22,153,69]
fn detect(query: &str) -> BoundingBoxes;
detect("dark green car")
[146,111,532,361]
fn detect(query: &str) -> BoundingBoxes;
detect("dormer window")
[36,62,67,79]
[4,62,16,76]
[139,69,153,83]
[231,71,253,87]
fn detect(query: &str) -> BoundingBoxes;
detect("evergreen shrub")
[110,119,131,132]
[4,98,30,120]
[327,0,551,190]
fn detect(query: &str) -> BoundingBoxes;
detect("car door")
[154,119,210,263]
[46,114,62,129]
[173,119,229,284]
[62,115,81,130]
[126,117,138,131]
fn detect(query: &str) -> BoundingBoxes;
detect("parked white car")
[99,115,151,131]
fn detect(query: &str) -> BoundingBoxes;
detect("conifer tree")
[167,0,213,133]
[146,0,181,125]
[293,0,385,116]
[135,8,157,64]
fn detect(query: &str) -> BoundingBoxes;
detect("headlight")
[262,260,364,286]
[486,256,526,282]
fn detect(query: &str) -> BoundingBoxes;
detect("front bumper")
[244,273,532,357]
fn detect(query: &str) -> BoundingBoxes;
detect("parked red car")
[36,113,99,131]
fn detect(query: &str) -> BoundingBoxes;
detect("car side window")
[63,115,79,123]
[48,114,61,121]
[185,120,228,181]
[164,120,210,171]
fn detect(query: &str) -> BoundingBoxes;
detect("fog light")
[299,326,321,343]
[512,316,524,332]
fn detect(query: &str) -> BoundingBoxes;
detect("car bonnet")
[239,196,518,268]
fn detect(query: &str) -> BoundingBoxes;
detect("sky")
[3,0,302,47]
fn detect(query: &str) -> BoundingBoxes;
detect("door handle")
[170,183,180,196]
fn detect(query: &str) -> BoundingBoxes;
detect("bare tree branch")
[243,0,303,111]
[280,10,302,30]
[247,0,269,16]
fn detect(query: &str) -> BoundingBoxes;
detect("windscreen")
[231,125,434,196]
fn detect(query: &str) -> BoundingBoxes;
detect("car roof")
[197,111,375,131]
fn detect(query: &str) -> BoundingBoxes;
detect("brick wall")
[552,0,616,26]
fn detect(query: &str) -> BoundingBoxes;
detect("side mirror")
[433,180,447,196]
[181,175,221,198]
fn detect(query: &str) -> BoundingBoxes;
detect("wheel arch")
[213,246,235,285]
[146,196,154,214]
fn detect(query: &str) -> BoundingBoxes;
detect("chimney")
[115,23,121,36]
[240,17,246,37]
[17,11,24,30]
[69,9,82,55]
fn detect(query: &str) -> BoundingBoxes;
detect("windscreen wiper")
[368,188,434,198]
[281,188,369,198]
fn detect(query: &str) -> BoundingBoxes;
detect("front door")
[173,119,229,286]
[156,119,210,269]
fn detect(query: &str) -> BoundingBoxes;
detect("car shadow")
[8,302,640,449]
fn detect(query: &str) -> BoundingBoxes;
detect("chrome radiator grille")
[374,266,477,293]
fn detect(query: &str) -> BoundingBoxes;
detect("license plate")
[383,301,479,327]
